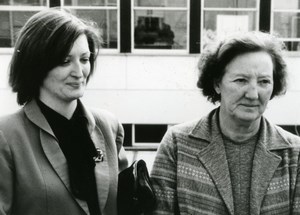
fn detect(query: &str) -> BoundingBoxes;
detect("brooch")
[94,148,104,162]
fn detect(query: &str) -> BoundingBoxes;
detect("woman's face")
[39,34,91,104]
[215,51,274,124]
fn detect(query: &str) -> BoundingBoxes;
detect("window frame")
[130,0,190,54]
[201,0,260,52]
[0,0,299,54]
[0,2,49,48]
[61,0,120,53]
[271,0,300,52]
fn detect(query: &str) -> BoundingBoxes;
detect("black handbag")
[117,159,156,215]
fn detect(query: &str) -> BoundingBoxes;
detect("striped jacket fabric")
[150,108,300,215]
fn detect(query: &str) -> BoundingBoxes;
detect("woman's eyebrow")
[66,51,91,57]
[81,51,91,56]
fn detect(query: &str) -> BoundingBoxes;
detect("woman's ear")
[214,81,221,94]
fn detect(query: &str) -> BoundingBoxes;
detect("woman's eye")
[81,58,90,63]
[60,59,70,65]
[259,79,271,85]
[235,78,246,83]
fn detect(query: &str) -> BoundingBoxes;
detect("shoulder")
[0,109,25,132]
[162,108,217,144]
[274,124,300,147]
[263,118,300,149]
[0,109,30,150]
[167,109,214,140]
[168,119,201,137]
[88,108,121,133]
[90,108,119,124]
[160,119,204,150]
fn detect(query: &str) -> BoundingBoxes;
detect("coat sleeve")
[292,152,300,214]
[0,131,13,215]
[150,128,180,215]
[116,122,128,172]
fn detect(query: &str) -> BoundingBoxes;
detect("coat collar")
[24,99,96,137]
[190,108,283,215]
[189,108,293,150]
[24,99,109,213]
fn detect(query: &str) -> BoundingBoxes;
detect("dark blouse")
[37,99,101,215]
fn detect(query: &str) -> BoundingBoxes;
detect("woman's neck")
[218,110,261,143]
[38,97,77,120]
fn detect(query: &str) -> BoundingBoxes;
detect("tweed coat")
[0,99,128,215]
[151,108,300,215]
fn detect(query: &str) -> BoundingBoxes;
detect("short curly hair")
[9,8,102,105]
[197,31,287,104]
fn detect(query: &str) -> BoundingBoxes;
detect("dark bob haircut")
[197,31,287,104]
[9,8,102,105]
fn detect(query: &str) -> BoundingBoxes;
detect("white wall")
[1,51,300,125]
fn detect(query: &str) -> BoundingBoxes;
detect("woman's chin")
[235,112,261,123]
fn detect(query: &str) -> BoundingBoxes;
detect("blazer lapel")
[250,119,282,215]
[191,109,234,215]
[25,101,72,189]
[39,131,71,190]
[24,100,89,212]
[90,126,110,212]
[83,104,110,212]
[197,135,234,215]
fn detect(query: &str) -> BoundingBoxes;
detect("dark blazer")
[0,99,128,215]
[151,108,300,215]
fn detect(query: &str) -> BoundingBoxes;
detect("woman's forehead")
[223,52,274,77]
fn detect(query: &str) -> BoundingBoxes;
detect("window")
[123,123,168,147]
[278,125,300,136]
[0,0,48,47]
[62,0,119,50]
[134,124,167,144]
[132,0,188,53]
[272,0,300,51]
[1,0,299,53]
[123,124,132,147]
[202,0,259,49]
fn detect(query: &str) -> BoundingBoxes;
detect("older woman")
[150,31,300,215]
[0,8,127,215]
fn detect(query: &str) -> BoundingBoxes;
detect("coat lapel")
[191,109,234,215]
[39,131,72,192]
[83,106,110,212]
[91,129,110,212]
[250,119,282,215]
[197,134,234,215]
[25,100,72,189]
[24,101,70,190]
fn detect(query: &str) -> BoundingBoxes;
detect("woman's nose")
[245,83,259,99]
[71,61,84,78]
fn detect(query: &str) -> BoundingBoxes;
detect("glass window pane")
[70,9,118,49]
[134,0,186,7]
[283,41,300,51]
[0,0,47,6]
[0,11,37,47]
[0,0,9,5]
[204,0,256,8]
[273,0,300,10]
[134,10,187,49]
[64,0,116,6]
[135,124,167,143]
[203,11,257,47]
[273,12,300,38]
[0,12,11,47]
